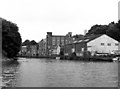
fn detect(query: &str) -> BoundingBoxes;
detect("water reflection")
[2,60,20,87]
[2,58,118,87]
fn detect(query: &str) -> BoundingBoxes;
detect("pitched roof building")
[46,32,73,55]
[38,39,47,56]
[64,34,120,56]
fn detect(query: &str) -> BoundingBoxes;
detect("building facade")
[29,44,38,56]
[87,34,119,55]
[46,32,73,55]
[51,45,61,55]
[64,34,120,56]
[38,39,47,56]
[19,46,27,56]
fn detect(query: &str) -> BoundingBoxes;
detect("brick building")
[64,34,120,57]
[20,40,38,57]
[38,39,47,56]
[46,32,73,55]
[29,44,38,57]
[19,46,27,56]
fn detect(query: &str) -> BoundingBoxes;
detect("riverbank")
[2,58,118,87]
[17,55,116,62]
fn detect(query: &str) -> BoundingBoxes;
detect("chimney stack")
[47,32,52,36]
[84,30,87,35]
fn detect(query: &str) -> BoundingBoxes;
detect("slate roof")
[73,34,103,44]
[22,40,38,46]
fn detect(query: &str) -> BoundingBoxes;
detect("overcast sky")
[1,0,119,42]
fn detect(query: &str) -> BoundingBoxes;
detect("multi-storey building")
[46,32,73,55]
[29,44,38,56]
[64,34,120,56]
[21,40,38,57]
[19,46,27,56]
[38,39,47,56]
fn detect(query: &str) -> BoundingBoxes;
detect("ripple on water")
[3,58,118,87]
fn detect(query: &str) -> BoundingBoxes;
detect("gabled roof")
[73,34,103,44]
[83,34,103,43]
[22,40,38,46]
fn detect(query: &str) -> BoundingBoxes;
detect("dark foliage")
[2,18,22,58]
[86,20,120,42]
[86,24,108,35]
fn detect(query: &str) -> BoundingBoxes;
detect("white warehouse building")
[87,34,120,54]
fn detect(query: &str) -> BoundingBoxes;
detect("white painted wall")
[72,48,75,53]
[87,34,119,54]
[56,45,60,55]
[52,45,60,55]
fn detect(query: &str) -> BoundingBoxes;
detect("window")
[107,43,111,46]
[52,39,55,42]
[61,40,64,42]
[81,48,84,51]
[57,40,60,45]
[101,43,104,46]
[57,37,60,40]
[52,39,55,45]
[61,40,64,45]
[52,42,55,45]
[61,37,64,41]
[57,40,60,42]
[52,37,55,41]
[115,43,119,46]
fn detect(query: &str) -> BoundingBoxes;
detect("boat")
[56,57,60,60]
[112,57,119,62]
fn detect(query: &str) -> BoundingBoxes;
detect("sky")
[0,0,119,42]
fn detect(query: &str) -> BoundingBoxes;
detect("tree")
[86,20,120,42]
[2,18,22,58]
[106,21,120,41]
[86,24,108,35]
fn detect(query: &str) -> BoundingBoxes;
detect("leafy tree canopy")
[86,20,120,42]
[2,18,22,58]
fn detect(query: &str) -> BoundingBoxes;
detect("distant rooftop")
[73,34,103,44]
[52,35,66,37]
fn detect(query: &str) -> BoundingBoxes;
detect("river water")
[2,58,118,87]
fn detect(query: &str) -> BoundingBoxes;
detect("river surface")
[2,58,118,87]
